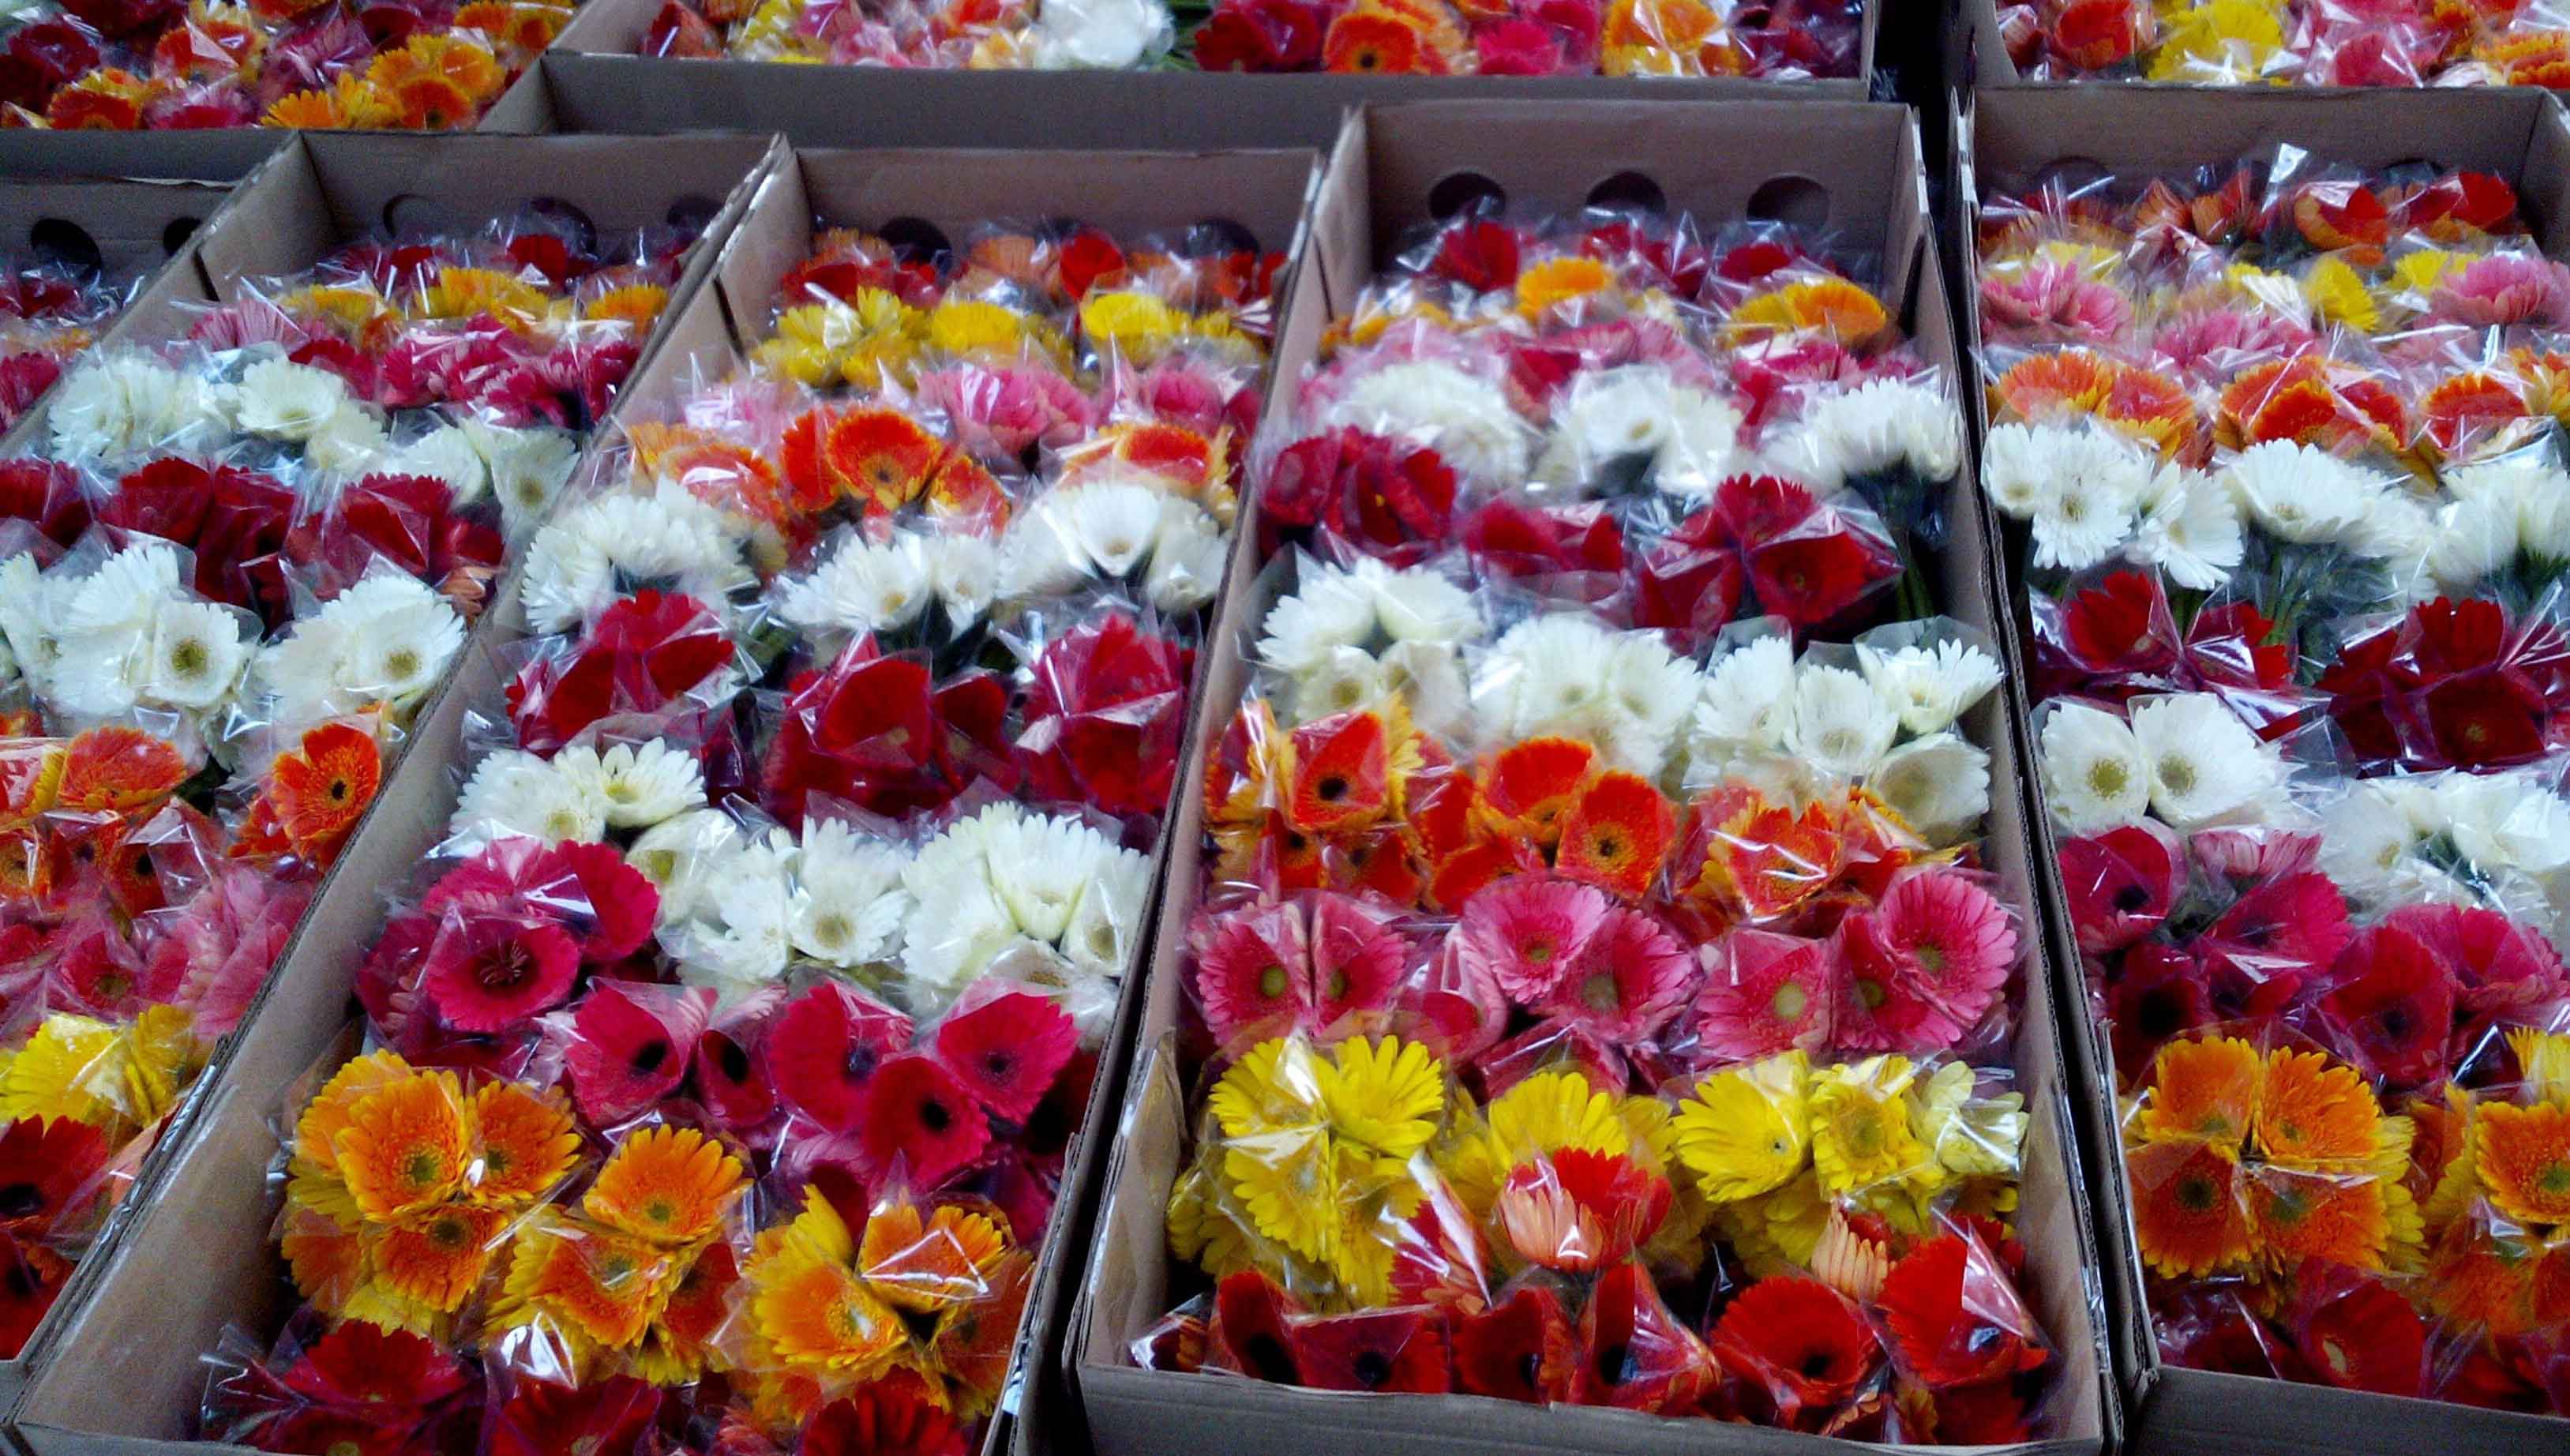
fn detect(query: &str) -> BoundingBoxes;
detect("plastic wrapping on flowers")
[1116,204,2057,1444]
[0,208,692,1361]
[1181,0,1859,77]
[640,0,1180,71]
[0,258,135,434]
[1998,0,2570,87]
[1976,149,2570,1413]
[189,215,1284,1453]
[0,0,566,130]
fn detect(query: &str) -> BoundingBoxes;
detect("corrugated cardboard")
[1068,97,2110,1456]
[6,140,1324,1456]
[0,132,289,187]
[0,129,781,1449]
[1958,84,2570,1456]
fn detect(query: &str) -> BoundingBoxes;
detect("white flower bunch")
[2218,440,2428,559]
[1983,420,2245,583]
[0,542,252,725]
[995,472,1227,612]
[1767,377,1964,496]
[1529,365,1750,497]
[1470,613,1700,778]
[230,357,356,445]
[1256,554,1478,730]
[451,737,707,850]
[45,353,222,464]
[2321,767,2570,914]
[775,528,997,641]
[652,815,918,1004]
[899,800,1150,1038]
[662,825,797,1005]
[253,573,465,730]
[1685,625,2002,840]
[2418,457,2570,601]
[2039,694,2284,835]
[520,483,758,634]
[1025,0,1172,68]
[1321,359,1531,486]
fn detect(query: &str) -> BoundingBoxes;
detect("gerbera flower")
[2317,926,2456,1091]
[1191,900,1311,1050]
[368,1202,511,1312]
[501,1219,673,1349]
[1692,930,1837,1060]
[1211,1269,1303,1384]
[1451,876,1611,1006]
[2291,1265,2426,1396]
[1553,770,1675,902]
[1671,1051,1810,1203]
[1874,1234,2046,1389]
[467,1082,580,1208]
[2245,1164,2393,1270]
[856,1199,1007,1315]
[55,726,189,813]
[268,721,383,864]
[486,1375,664,1456]
[1286,1307,1452,1393]
[1285,708,1398,835]
[2038,701,2148,833]
[562,981,712,1127]
[1837,869,2016,1053]
[1546,906,1691,1041]
[746,1208,905,1379]
[583,1127,745,1248]
[332,1070,471,1221]
[2128,1138,2251,1278]
[1807,1056,1929,1196]
[2254,1049,2388,1171]
[1453,1282,1573,1402]
[933,988,1078,1124]
[2474,1101,2570,1226]
[1571,1261,1716,1413]
[854,1053,992,1188]
[2137,1037,2262,1148]
[824,407,944,515]
[799,1373,967,1456]
[1495,1147,1670,1272]
[1711,1275,1880,1422]
[764,982,914,1132]
[420,913,580,1034]
[1315,1035,1446,1161]
[2058,822,2179,955]
[0,1116,107,1232]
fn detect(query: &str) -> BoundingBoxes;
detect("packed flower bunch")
[0,259,132,432]
[191,211,1283,1455]
[1116,203,2067,1444]
[1979,159,2570,1415]
[0,0,569,130]
[1184,0,1860,77]
[640,0,1176,70]
[1995,0,2570,86]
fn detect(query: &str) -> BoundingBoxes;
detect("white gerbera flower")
[451,749,610,846]
[231,358,349,443]
[1145,501,1228,611]
[1690,634,1799,754]
[1597,630,1703,775]
[1793,377,1964,492]
[1788,663,1900,778]
[1062,835,1152,978]
[1326,360,1529,485]
[1377,637,1469,735]
[585,740,706,829]
[791,818,911,967]
[47,354,216,463]
[1660,385,1752,494]
[0,553,49,685]
[2040,701,2149,832]
[777,532,936,636]
[520,486,752,634]
[626,808,744,924]
[2320,779,2435,899]
[2441,770,2570,876]
[1364,557,1477,644]
[2133,463,2243,592]
[2219,441,2379,546]
[899,838,1025,1008]
[1256,564,1379,677]
[1474,614,1696,775]
[1870,732,1990,842]
[670,832,795,1001]
[1979,422,2050,520]
[471,421,580,535]
[1292,644,1386,721]
[394,425,490,502]
[1856,636,2002,737]
[2128,693,2278,830]
[1536,365,1675,490]
[305,403,392,479]
[1026,0,1170,68]
[2426,490,2518,595]
[341,593,465,708]
[60,541,182,639]
[928,535,999,624]
[2028,423,2148,571]
[141,599,249,711]
[2350,490,2434,562]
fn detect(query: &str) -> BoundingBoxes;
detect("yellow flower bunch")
[0,1007,204,1143]
[411,265,562,334]
[2301,254,2381,334]
[2142,0,2287,83]
[754,289,925,391]
[924,296,1072,372]
[1078,288,1240,366]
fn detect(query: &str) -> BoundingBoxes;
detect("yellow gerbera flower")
[2143,0,2284,84]
[2509,1028,2570,1103]
[2301,254,2381,334]
[1165,1160,1258,1280]
[1222,1128,1339,1264]
[415,265,552,327]
[1,1015,121,1128]
[1672,1051,1810,1203]
[1485,1070,1629,1162]
[118,1004,204,1128]
[1207,1037,1326,1142]
[925,298,1034,358]
[1808,1055,1929,1195]
[1079,290,1188,356]
[1316,1036,1446,1161]
[2392,247,2473,300]
[1756,1169,1833,1268]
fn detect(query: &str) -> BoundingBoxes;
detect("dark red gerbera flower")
[1630,505,1747,650]
[2290,1267,2425,1398]
[0,351,58,428]
[562,980,714,1127]
[278,1319,470,1409]
[1873,1235,2047,1390]
[1427,215,1525,292]
[1262,428,1458,566]
[801,1372,966,1456]
[1710,1275,1882,1423]
[0,1232,65,1359]
[852,1052,990,1189]
[2105,941,2216,1087]
[1461,497,1626,587]
[2058,821,2182,955]
[1930,1378,2035,1443]
[1745,515,1900,632]
[2421,667,2549,771]
[2314,622,2403,763]
[1017,614,1194,822]
[1571,1261,1716,1413]
[2317,924,2457,1090]
[2183,599,2294,695]
[0,456,86,546]
[1287,1307,1453,1394]
[2197,871,2351,1022]
[2056,569,2179,679]
[763,981,913,1133]
[932,987,1077,1124]
[1213,1269,1304,1385]
[100,456,214,546]
[486,1374,662,1456]
[2380,902,2568,1071]
[0,1116,108,1234]
[1453,1282,1574,1402]
[694,1007,779,1132]
[506,591,734,756]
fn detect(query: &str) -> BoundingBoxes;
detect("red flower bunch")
[1262,426,1460,566]
[2039,568,2298,712]
[758,636,1015,827]
[288,471,507,619]
[508,591,737,756]
[1017,613,1196,824]
[2313,903,2567,1091]
[0,262,119,432]
[205,1319,477,1454]
[2317,596,2570,771]
[0,1116,107,1353]
[1631,472,1901,644]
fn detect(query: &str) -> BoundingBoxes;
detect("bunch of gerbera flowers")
[0,258,129,431]
[1997,0,2570,89]
[644,0,1175,69]
[0,2,565,131]
[1184,0,1860,78]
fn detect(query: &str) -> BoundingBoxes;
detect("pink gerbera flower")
[1307,892,1412,1035]
[1451,877,1611,1008]
[420,913,581,1033]
[933,986,1078,1124]
[1544,906,1694,1041]
[1191,900,1311,1051]
[562,980,714,1126]
[1398,936,1509,1064]
[2197,871,2349,1022]
[763,981,914,1133]
[2381,902,2567,1072]
[1840,870,2017,1054]
[1692,929,1837,1061]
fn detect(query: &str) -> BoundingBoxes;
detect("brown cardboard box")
[5,139,1323,1456]
[520,0,1875,150]
[1069,97,2110,1456]
[0,129,779,1436]
[1958,84,2570,1456]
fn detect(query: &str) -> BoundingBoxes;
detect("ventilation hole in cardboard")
[1428,171,1506,222]
[1187,218,1261,257]
[1745,176,1830,229]
[1028,215,1082,242]
[380,193,456,237]
[28,219,101,280]
[879,216,953,270]
[159,216,201,255]
[527,197,599,256]
[2388,156,2436,174]
[1586,172,1668,217]
[665,195,722,236]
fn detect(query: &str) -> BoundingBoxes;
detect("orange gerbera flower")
[378,73,478,131]
[857,1203,1009,1312]
[2129,1137,2251,1278]
[1478,737,1596,842]
[2254,1049,2384,1171]
[0,827,48,906]
[0,742,66,827]
[281,1203,366,1312]
[652,437,790,532]
[370,32,506,106]
[295,1051,418,1177]
[2533,1240,2570,1327]
[1730,278,1889,347]
[508,1222,674,1348]
[2102,365,2198,459]
[583,1127,748,1248]
[1603,0,1719,48]
[824,408,944,516]
[467,1081,580,1208]
[2419,370,2533,458]
[370,1203,513,1311]
[929,1248,1034,1411]
[1516,257,1618,320]
[2245,1165,2391,1270]
[56,727,188,813]
[640,1240,738,1382]
[2138,1038,2262,1148]
[752,1246,907,1377]
[334,1071,473,1221]
[2474,1101,2570,1226]
[1286,709,1401,835]
[1994,349,2115,422]
[2479,29,2570,88]
[1321,8,1443,73]
[2427,1221,2538,1335]
[1554,770,1676,902]
[262,86,348,129]
[924,452,1010,537]
[45,70,148,130]
[1678,785,1842,923]
[269,722,381,864]
[456,0,572,58]
[583,283,669,329]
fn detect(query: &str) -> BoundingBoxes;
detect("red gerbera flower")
[1712,1275,1882,1424]
[1191,899,1312,1050]
[1018,613,1192,823]
[1630,508,1747,651]
[1495,1148,1671,1273]
[1692,928,1838,1060]
[1285,709,1394,835]
[932,986,1077,1124]
[1477,737,1595,839]
[562,980,715,1127]
[1287,1307,1453,1393]
[2381,902,2568,1068]
[1571,1261,1716,1413]
[279,1319,470,1408]
[0,457,87,545]
[0,1116,108,1233]
[695,1001,779,1133]
[2056,569,2180,680]
[1461,498,1626,586]
[2197,871,2351,1022]
[1930,1378,2035,1443]
[1874,1234,2047,1390]
[801,1372,966,1456]
[1744,515,1899,632]
[2105,941,2216,1087]
[1262,429,1457,565]
[1452,876,1611,1007]
[2058,821,2181,955]
[1213,1269,1304,1385]
[763,981,914,1133]
[2317,924,2457,1090]
[1837,869,2017,1054]
[419,912,580,1033]
[0,1233,66,1359]
[486,1374,662,1456]
[2290,1265,2425,1398]
[853,1052,990,1189]
[1452,1282,1573,1402]
[542,840,658,964]
[507,590,734,756]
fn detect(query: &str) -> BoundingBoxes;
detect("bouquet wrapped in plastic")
[0,258,133,432]
[1998,0,2570,88]
[1184,0,1862,77]
[1979,147,2570,1414]
[643,0,1179,70]
[1121,201,2064,1445]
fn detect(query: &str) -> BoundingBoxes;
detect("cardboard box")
[6,139,1325,1456]
[0,129,779,1437]
[1069,97,2111,1456]
[1957,84,2570,1456]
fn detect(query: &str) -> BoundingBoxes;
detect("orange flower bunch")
[1204,698,1442,898]
[0,727,194,914]
[2212,354,2411,458]
[1667,781,1950,936]
[1319,0,1473,73]
[230,719,388,873]
[1600,0,1754,75]
[1408,737,1680,909]
[2409,1031,2570,1338]
[1991,350,2199,460]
